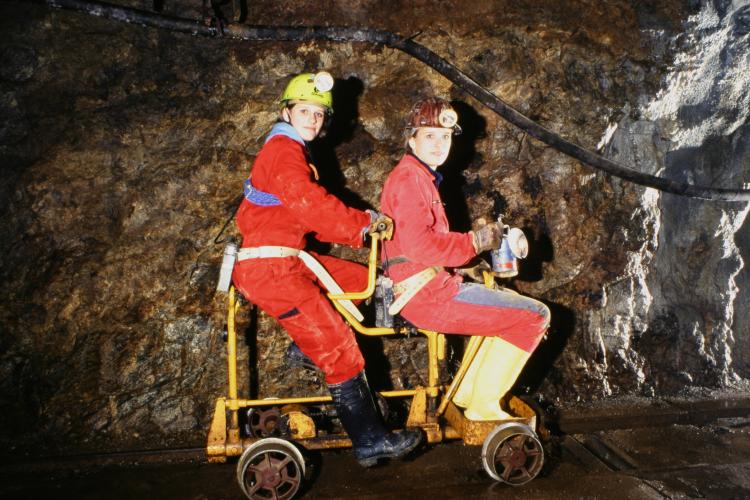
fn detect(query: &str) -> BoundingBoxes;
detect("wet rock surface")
[0,0,748,456]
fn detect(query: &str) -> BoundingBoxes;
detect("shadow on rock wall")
[441,100,485,232]
[310,76,373,212]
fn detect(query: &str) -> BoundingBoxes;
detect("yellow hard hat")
[280,72,334,113]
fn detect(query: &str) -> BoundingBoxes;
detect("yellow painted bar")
[331,298,438,346]
[437,335,485,415]
[328,234,380,301]
[235,389,418,408]
[426,331,439,387]
[331,300,396,336]
[226,287,239,429]
[380,390,419,397]
[238,396,332,406]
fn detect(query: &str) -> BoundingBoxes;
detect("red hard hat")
[404,97,462,135]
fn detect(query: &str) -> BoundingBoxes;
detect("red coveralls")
[380,154,549,353]
[232,128,371,384]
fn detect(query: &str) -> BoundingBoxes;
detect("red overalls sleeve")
[269,144,370,248]
[390,170,475,267]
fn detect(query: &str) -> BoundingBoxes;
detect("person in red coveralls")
[380,97,550,421]
[231,72,420,467]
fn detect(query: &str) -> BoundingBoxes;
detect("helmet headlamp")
[438,108,458,129]
[313,71,334,93]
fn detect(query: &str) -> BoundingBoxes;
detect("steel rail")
[40,0,750,202]
[4,395,749,467]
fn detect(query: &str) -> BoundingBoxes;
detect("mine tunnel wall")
[0,0,748,454]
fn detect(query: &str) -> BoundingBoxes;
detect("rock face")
[0,0,747,455]
[584,1,750,397]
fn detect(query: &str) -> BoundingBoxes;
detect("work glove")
[366,210,395,240]
[457,259,492,282]
[471,220,502,254]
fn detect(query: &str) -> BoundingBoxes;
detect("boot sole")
[356,432,423,467]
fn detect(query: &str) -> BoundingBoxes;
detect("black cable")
[42,0,750,202]
[213,195,243,245]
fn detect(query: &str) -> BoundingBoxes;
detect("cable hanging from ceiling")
[42,0,750,202]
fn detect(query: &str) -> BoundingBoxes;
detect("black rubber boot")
[328,371,422,467]
[284,341,318,371]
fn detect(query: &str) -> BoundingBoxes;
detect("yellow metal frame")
[206,233,538,462]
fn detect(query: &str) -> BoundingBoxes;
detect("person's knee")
[319,343,365,385]
[519,304,550,353]
[536,302,551,332]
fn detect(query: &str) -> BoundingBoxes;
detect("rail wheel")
[236,437,305,500]
[481,422,544,485]
[246,407,288,438]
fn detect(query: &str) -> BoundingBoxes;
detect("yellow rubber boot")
[463,338,531,421]
[452,339,490,408]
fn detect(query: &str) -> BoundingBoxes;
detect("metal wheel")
[246,407,288,438]
[481,422,544,485]
[236,438,305,500]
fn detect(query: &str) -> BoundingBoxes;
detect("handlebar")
[327,233,381,301]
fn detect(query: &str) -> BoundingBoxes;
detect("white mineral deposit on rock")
[644,2,750,149]
[596,121,618,151]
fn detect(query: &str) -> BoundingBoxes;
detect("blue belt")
[243,178,282,206]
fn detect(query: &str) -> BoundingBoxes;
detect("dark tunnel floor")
[2,395,750,499]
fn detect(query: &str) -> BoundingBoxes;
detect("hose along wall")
[43,0,750,202]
